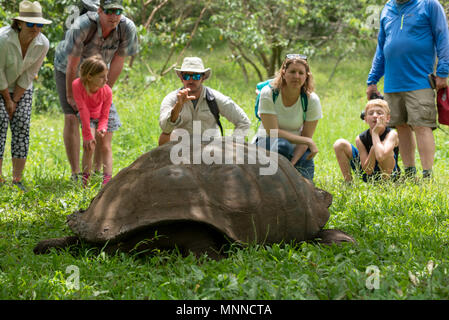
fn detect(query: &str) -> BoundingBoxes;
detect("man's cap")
[100,0,124,10]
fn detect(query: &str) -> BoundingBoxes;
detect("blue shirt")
[367,0,449,93]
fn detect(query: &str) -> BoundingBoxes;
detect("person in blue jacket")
[366,0,449,180]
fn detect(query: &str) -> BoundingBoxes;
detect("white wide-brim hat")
[175,57,212,80]
[14,1,52,25]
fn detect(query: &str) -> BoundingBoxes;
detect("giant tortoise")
[34,138,354,259]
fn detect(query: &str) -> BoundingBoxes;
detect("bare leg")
[64,114,81,175]
[99,132,113,176]
[395,124,416,168]
[376,152,396,179]
[81,128,96,175]
[12,158,26,182]
[413,126,435,171]
[93,138,102,173]
[333,139,353,182]
[158,132,171,146]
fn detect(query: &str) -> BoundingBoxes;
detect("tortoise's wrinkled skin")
[34,139,355,259]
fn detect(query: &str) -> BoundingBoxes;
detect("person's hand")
[170,88,196,122]
[435,76,448,91]
[372,115,387,136]
[304,138,318,161]
[176,88,196,106]
[97,129,106,138]
[5,100,17,120]
[83,139,96,152]
[366,84,380,100]
[67,95,78,112]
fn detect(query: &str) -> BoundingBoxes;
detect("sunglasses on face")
[182,73,202,81]
[285,53,308,61]
[26,22,44,28]
[103,8,123,15]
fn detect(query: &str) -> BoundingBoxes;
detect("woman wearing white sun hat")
[0,1,51,191]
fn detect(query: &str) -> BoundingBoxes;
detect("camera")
[369,92,384,100]
[361,92,385,120]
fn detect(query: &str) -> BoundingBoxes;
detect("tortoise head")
[314,187,333,208]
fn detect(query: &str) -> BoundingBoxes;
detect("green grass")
[1,47,449,300]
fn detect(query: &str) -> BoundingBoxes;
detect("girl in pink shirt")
[72,55,113,186]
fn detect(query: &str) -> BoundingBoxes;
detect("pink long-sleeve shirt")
[72,78,112,141]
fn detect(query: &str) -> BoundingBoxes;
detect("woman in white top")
[0,1,51,191]
[255,54,322,181]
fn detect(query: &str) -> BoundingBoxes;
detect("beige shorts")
[384,89,436,128]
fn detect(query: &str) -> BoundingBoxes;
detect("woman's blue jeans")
[256,137,314,181]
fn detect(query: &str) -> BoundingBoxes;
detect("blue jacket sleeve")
[429,0,449,78]
[367,11,386,86]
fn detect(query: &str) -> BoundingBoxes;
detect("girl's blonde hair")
[79,55,108,86]
[271,57,315,96]
[365,99,390,115]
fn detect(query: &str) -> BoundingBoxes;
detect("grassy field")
[0,48,448,300]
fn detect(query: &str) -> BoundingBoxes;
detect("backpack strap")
[255,82,279,121]
[83,12,127,46]
[176,87,223,136]
[271,85,280,104]
[83,12,98,46]
[300,92,308,122]
[205,88,224,136]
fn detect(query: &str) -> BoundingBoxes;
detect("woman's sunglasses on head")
[26,22,44,28]
[103,8,123,16]
[182,73,202,81]
[285,54,308,61]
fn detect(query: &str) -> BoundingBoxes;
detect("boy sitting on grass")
[333,99,400,183]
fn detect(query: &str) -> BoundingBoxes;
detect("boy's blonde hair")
[365,99,390,115]
[79,55,108,86]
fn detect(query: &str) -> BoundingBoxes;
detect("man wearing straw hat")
[159,57,250,145]
[54,0,138,181]
[0,1,51,191]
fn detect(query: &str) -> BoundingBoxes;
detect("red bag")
[437,87,449,126]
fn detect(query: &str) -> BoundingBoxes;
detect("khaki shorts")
[384,89,436,128]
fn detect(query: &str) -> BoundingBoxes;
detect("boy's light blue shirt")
[367,0,449,93]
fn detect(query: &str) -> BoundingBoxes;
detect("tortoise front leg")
[33,236,81,254]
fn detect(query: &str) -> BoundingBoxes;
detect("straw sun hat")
[175,57,212,81]
[14,1,52,25]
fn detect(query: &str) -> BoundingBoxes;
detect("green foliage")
[210,0,383,79]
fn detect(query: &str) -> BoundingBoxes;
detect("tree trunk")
[229,44,249,84]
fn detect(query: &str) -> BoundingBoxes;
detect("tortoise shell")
[35,139,352,257]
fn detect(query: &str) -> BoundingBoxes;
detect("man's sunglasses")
[182,73,202,81]
[26,22,44,28]
[103,8,123,16]
[285,54,308,61]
